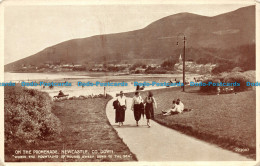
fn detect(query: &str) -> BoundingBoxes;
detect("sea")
[4,72,202,98]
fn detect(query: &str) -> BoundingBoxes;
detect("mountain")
[5,5,255,71]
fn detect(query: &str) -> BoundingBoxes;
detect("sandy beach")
[4,72,201,98]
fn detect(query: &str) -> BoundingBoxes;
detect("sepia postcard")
[0,0,259,166]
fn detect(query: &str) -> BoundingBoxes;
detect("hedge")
[4,85,61,145]
[200,71,255,93]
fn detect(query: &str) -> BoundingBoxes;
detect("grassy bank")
[125,86,256,159]
[5,86,137,162]
[50,98,137,162]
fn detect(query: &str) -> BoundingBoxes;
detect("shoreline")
[4,71,202,81]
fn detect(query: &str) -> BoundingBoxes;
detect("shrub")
[4,86,61,145]
[200,71,255,93]
[222,71,255,92]
[199,78,220,93]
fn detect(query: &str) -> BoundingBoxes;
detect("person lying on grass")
[162,99,184,115]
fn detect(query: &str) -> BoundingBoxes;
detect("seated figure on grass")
[162,99,184,115]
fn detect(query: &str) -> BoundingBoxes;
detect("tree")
[211,62,236,74]
[161,59,176,70]
[130,62,146,70]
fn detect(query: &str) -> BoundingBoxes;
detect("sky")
[4,1,255,64]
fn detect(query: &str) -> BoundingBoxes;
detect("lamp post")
[177,33,186,92]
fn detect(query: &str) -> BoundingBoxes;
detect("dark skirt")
[134,104,142,121]
[145,103,154,119]
[115,105,125,123]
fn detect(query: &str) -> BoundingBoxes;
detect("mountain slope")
[5,5,255,71]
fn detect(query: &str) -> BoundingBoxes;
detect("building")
[174,54,217,73]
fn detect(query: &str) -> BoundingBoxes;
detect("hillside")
[5,5,255,71]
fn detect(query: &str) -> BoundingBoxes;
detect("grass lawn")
[5,97,137,162]
[125,86,256,159]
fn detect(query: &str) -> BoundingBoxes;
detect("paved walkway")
[106,97,251,161]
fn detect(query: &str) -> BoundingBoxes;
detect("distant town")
[18,54,217,74]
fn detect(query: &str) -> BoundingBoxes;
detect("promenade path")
[106,96,252,161]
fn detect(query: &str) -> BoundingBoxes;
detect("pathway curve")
[106,97,251,161]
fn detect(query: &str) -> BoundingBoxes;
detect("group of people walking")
[113,91,157,127]
[113,90,188,127]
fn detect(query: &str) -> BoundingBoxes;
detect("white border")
[0,0,259,166]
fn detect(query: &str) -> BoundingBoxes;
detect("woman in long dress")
[144,91,157,127]
[131,91,143,126]
[116,91,127,127]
